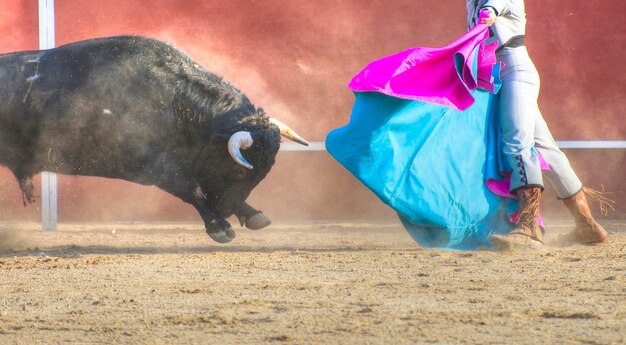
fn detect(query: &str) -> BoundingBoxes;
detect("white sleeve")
[482,0,512,16]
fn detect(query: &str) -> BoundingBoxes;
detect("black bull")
[0,36,308,243]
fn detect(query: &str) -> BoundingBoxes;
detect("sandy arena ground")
[0,220,624,344]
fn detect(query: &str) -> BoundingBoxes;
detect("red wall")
[0,0,624,223]
[0,0,37,52]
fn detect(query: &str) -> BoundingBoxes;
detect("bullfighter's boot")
[560,189,608,244]
[492,186,544,249]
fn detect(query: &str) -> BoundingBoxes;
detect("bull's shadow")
[0,245,416,258]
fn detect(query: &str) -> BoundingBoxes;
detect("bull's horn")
[269,118,309,146]
[228,131,254,169]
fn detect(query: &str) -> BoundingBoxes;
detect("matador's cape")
[326,23,543,250]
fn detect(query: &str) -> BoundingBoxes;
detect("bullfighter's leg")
[235,202,271,230]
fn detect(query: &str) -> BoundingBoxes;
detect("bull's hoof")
[207,228,236,244]
[245,213,271,230]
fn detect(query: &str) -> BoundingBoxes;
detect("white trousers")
[497,46,582,198]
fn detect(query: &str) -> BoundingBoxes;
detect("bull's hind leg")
[235,202,271,230]
[18,176,36,206]
[10,169,37,206]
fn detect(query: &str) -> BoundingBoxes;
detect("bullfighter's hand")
[479,8,496,26]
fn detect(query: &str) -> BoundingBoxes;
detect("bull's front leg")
[235,202,271,230]
[190,187,237,243]
[9,169,37,206]
[145,157,236,244]
[157,182,236,244]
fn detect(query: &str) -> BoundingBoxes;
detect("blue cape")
[326,28,518,250]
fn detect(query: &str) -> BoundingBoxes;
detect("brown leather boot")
[561,190,608,244]
[492,186,544,249]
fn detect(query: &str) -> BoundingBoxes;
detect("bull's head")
[228,118,308,169]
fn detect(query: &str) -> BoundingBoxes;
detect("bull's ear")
[269,118,309,146]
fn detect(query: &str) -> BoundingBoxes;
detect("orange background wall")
[0,0,624,223]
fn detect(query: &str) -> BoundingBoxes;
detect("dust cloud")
[0,225,30,252]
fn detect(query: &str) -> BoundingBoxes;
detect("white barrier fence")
[279,141,626,151]
[39,0,57,231]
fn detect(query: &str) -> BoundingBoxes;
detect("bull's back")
[0,36,259,187]
[0,37,190,177]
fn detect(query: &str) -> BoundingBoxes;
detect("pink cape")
[348,22,498,111]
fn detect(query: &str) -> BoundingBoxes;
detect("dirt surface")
[0,220,624,344]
